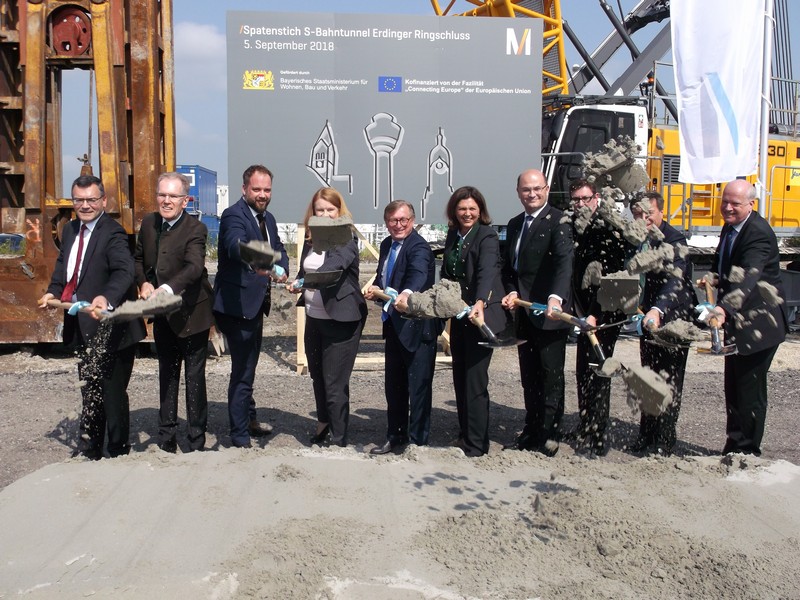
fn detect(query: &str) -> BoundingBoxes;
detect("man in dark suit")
[704,180,788,456]
[501,169,573,456]
[38,174,145,460]
[365,200,441,455]
[630,192,696,455]
[134,171,214,453]
[213,165,289,448]
[568,178,633,456]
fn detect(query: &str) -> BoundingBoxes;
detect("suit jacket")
[46,212,145,349]
[375,230,442,352]
[297,238,367,323]
[134,211,214,337]
[572,210,632,318]
[502,204,573,330]
[714,211,788,354]
[213,197,289,320]
[640,221,697,324]
[441,224,510,335]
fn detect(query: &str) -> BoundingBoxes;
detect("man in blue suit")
[213,165,289,448]
[366,201,441,454]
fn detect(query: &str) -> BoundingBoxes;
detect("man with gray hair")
[701,179,788,455]
[134,172,214,453]
[366,200,441,455]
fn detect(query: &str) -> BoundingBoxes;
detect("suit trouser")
[638,335,689,452]
[78,335,136,457]
[575,324,621,445]
[450,317,493,456]
[517,317,569,444]
[383,320,436,446]
[723,345,778,455]
[214,311,263,446]
[153,319,209,450]
[305,315,363,446]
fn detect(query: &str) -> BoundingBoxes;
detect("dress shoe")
[535,441,559,458]
[628,437,653,453]
[309,424,330,445]
[369,439,406,455]
[158,440,178,454]
[502,433,535,451]
[248,420,273,437]
[232,440,252,449]
[75,446,102,461]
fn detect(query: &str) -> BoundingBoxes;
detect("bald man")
[704,180,788,455]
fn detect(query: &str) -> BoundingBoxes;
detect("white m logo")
[506,28,531,56]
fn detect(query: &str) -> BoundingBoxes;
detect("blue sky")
[61,1,798,190]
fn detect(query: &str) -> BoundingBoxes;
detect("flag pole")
[757,0,774,218]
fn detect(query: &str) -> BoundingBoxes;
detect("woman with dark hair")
[440,186,509,457]
[288,187,367,447]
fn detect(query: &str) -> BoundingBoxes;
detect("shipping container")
[177,164,218,216]
[200,214,220,244]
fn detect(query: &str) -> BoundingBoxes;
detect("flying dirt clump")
[407,279,465,318]
[622,364,673,416]
[583,136,649,205]
[649,319,706,345]
[307,215,354,252]
[597,270,640,314]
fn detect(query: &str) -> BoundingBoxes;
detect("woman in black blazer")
[441,186,509,457]
[289,187,367,447]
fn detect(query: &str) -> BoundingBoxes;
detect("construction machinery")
[431,0,800,237]
[0,0,175,343]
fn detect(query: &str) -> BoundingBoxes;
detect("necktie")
[161,221,170,233]
[381,241,401,322]
[638,239,650,304]
[720,228,738,274]
[157,220,169,250]
[514,214,534,270]
[256,212,269,243]
[61,224,87,302]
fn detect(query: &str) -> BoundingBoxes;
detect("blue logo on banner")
[378,76,403,93]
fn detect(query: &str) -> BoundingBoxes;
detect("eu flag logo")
[378,76,402,93]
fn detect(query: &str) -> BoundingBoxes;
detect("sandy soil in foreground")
[1,292,799,599]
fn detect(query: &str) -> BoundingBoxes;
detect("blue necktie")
[514,214,533,270]
[382,241,401,322]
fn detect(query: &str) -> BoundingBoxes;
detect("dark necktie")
[720,228,738,274]
[514,214,534,270]
[157,220,169,250]
[257,212,269,242]
[61,224,87,302]
[256,213,272,315]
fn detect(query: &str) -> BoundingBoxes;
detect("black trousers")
[723,345,778,455]
[517,317,569,445]
[383,321,437,446]
[575,324,621,445]
[77,332,136,458]
[450,316,493,456]
[305,316,363,446]
[638,335,689,452]
[153,320,209,450]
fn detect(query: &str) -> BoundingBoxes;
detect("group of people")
[38,165,788,461]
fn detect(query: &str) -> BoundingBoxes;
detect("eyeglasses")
[71,197,103,205]
[518,186,547,194]
[387,217,411,226]
[156,193,188,201]
[570,195,595,203]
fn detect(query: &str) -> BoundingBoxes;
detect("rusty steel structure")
[0,0,175,342]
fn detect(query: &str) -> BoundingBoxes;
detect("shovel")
[239,240,280,271]
[47,294,183,322]
[696,281,737,356]
[513,298,606,363]
[294,270,343,290]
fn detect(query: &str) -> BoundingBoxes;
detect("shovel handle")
[704,280,716,304]
[586,330,607,363]
[372,290,391,302]
[469,313,499,343]
[45,298,101,316]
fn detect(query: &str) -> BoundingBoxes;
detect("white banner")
[671,0,765,183]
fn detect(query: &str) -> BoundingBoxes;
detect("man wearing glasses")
[365,200,440,455]
[501,169,573,456]
[566,178,633,456]
[38,175,145,460]
[134,172,214,453]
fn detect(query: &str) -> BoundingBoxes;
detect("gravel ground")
[1,285,798,490]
